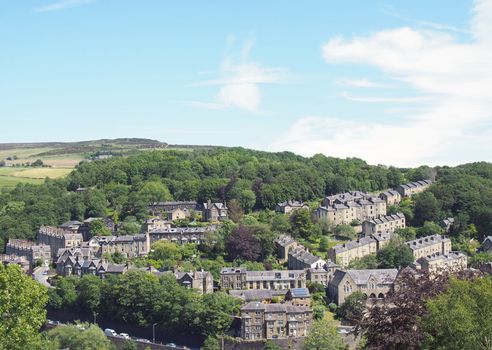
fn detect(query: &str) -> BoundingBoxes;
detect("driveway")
[33,266,52,288]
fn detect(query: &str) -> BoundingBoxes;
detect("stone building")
[165,208,189,221]
[379,190,402,206]
[5,239,51,265]
[241,302,313,340]
[413,252,467,274]
[229,289,287,303]
[220,268,306,291]
[0,254,30,272]
[275,201,309,215]
[275,235,299,263]
[328,268,398,304]
[328,235,384,267]
[142,217,171,233]
[395,180,432,197]
[405,234,451,259]
[149,226,213,245]
[288,246,326,270]
[285,288,311,307]
[38,226,83,258]
[171,270,214,294]
[315,194,387,226]
[362,213,406,235]
[56,251,128,277]
[305,262,338,287]
[149,201,199,217]
[87,234,150,258]
[202,201,228,222]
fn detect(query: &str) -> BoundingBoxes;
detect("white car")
[104,328,117,337]
[119,333,131,340]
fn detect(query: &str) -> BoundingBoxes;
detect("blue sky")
[2,0,491,167]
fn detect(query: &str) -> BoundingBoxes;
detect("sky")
[1,0,491,167]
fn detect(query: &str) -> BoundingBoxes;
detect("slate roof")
[289,288,310,298]
[229,289,287,301]
[346,269,398,285]
[405,234,450,251]
[246,270,304,281]
[332,236,376,253]
[241,302,311,314]
[366,213,405,225]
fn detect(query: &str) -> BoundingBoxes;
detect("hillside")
[0,138,180,188]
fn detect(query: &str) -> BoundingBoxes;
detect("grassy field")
[0,167,73,188]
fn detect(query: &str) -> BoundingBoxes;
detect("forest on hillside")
[0,147,491,251]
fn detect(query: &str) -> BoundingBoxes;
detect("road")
[33,265,52,288]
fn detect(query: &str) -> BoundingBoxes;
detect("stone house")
[412,252,468,274]
[275,235,299,263]
[305,261,338,287]
[171,270,214,294]
[149,226,212,245]
[220,268,306,291]
[5,239,51,265]
[440,217,455,233]
[288,246,326,270]
[56,252,128,278]
[405,234,451,259]
[38,226,83,258]
[329,236,378,268]
[142,217,172,233]
[395,180,432,197]
[362,213,406,235]
[149,201,199,218]
[202,201,228,222]
[165,208,189,221]
[315,196,386,226]
[87,234,150,258]
[241,302,313,340]
[379,190,402,206]
[275,201,309,215]
[0,254,30,272]
[285,288,311,307]
[328,268,398,304]
[229,289,288,303]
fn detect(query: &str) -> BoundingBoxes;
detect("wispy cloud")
[340,91,432,104]
[338,78,391,88]
[35,0,95,13]
[188,39,287,112]
[382,6,471,34]
[272,0,492,167]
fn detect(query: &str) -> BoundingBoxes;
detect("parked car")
[166,343,177,348]
[136,338,151,343]
[104,328,117,337]
[119,333,131,340]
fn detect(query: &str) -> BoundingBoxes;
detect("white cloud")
[271,0,492,167]
[340,91,431,104]
[338,78,391,88]
[189,40,286,112]
[35,0,95,12]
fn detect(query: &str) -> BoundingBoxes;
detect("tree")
[422,277,492,350]
[416,221,443,238]
[48,323,112,350]
[348,254,378,269]
[238,189,256,213]
[290,209,313,239]
[376,242,414,269]
[31,159,44,167]
[319,236,329,252]
[0,264,48,350]
[413,192,441,226]
[334,224,356,240]
[225,225,261,261]
[138,180,173,203]
[360,269,479,350]
[302,319,346,350]
[202,336,220,350]
[122,340,138,350]
[89,219,112,236]
[119,216,141,234]
[394,227,416,241]
[313,304,325,320]
[336,291,366,323]
[200,292,240,336]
